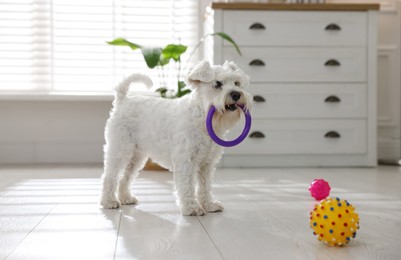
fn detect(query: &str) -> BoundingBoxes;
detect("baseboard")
[378,139,401,161]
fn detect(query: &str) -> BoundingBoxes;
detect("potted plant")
[107,32,241,98]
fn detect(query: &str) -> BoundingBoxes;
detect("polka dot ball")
[310,197,359,246]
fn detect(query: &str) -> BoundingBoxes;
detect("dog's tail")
[115,74,153,101]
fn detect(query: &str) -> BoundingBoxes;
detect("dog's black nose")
[230,91,241,101]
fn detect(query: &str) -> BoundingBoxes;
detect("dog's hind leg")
[100,162,122,209]
[100,143,134,209]
[118,152,147,205]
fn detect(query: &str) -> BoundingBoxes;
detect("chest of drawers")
[209,3,379,167]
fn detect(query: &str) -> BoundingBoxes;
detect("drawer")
[223,47,366,82]
[222,11,367,47]
[225,119,367,155]
[251,83,367,119]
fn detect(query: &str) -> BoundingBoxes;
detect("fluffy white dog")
[100,60,252,216]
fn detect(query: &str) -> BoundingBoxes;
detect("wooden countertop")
[211,2,380,11]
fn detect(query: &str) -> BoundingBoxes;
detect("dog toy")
[310,197,359,246]
[206,105,252,147]
[309,179,331,200]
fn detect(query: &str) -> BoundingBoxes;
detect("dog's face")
[186,60,252,132]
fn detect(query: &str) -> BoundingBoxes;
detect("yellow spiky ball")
[310,197,359,246]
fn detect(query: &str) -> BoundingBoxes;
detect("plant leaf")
[141,47,162,68]
[176,81,191,98]
[155,87,168,98]
[158,55,170,66]
[212,32,242,56]
[162,44,188,62]
[178,81,186,89]
[177,89,191,98]
[107,38,141,51]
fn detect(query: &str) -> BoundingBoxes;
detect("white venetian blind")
[0,0,199,92]
[0,0,51,91]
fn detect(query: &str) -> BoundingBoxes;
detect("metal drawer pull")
[325,131,341,138]
[253,95,266,103]
[249,131,265,139]
[249,23,266,30]
[325,95,341,103]
[324,59,341,66]
[249,59,265,66]
[325,23,341,31]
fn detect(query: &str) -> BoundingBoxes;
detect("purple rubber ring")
[206,105,252,147]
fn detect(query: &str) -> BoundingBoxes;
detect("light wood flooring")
[0,165,400,260]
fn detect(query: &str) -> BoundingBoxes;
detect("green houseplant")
[107,32,241,98]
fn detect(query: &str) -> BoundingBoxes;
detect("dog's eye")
[234,81,240,87]
[214,81,223,89]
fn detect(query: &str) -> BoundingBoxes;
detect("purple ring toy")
[206,105,252,147]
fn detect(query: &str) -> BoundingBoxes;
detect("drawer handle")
[325,23,341,31]
[249,131,265,139]
[253,95,266,103]
[249,23,266,30]
[324,59,341,66]
[325,131,341,138]
[325,95,341,103]
[249,59,265,66]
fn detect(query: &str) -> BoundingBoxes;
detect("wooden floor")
[0,165,400,260]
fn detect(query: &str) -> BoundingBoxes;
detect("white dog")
[100,60,252,216]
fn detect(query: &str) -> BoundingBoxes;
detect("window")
[0,0,199,92]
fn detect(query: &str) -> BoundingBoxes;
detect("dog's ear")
[223,60,239,71]
[187,60,215,88]
[224,60,250,88]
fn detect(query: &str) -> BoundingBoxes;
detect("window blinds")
[0,0,51,91]
[0,0,199,92]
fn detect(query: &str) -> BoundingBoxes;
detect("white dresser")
[210,3,379,167]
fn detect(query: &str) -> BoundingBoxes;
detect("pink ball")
[309,179,331,200]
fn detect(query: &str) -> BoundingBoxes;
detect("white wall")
[0,99,111,164]
[376,1,401,161]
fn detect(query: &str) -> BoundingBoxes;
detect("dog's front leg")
[197,163,224,213]
[174,164,206,216]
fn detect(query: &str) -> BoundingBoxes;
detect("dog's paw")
[119,195,138,205]
[100,199,121,209]
[204,201,224,213]
[182,206,207,216]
